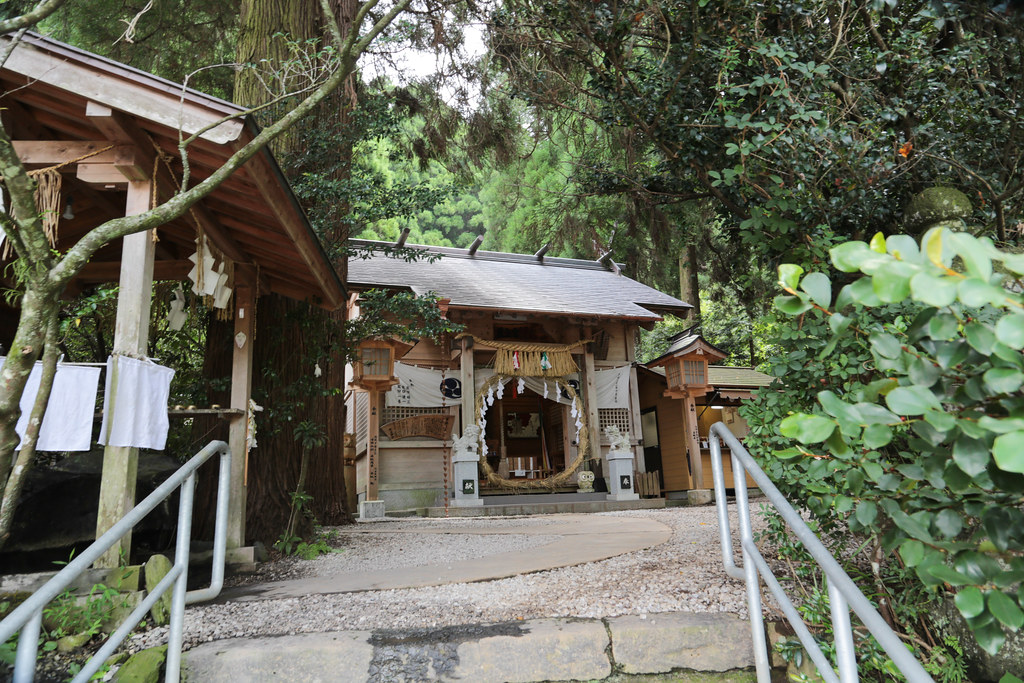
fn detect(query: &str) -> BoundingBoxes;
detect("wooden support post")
[227,285,254,549]
[581,337,602,465]
[95,180,154,568]
[624,323,646,471]
[367,390,380,500]
[683,394,704,489]
[459,336,475,434]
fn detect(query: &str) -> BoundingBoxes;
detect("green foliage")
[345,288,463,357]
[747,227,1024,657]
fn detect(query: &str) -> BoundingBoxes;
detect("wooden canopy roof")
[0,32,344,308]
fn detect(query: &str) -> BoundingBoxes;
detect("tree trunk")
[219,0,355,546]
[0,309,58,548]
[678,243,701,324]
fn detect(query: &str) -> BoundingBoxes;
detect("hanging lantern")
[351,337,413,390]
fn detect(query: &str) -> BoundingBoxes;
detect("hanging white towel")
[99,355,175,450]
[11,361,101,452]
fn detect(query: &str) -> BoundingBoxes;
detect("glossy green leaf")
[934,509,963,539]
[779,413,836,444]
[774,294,813,315]
[955,586,985,619]
[995,313,1024,350]
[953,436,990,477]
[855,500,876,526]
[830,241,871,273]
[983,368,1024,394]
[959,278,1008,307]
[948,231,993,281]
[872,261,914,303]
[923,227,947,267]
[926,564,972,585]
[863,423,893,448]
[974,622,1006,655]
[965,322,997,355]
[988,591,1024,631]
[870,332,902,359]
[899,539,925,567]
[778,263,804,291]
[928,313,959,340]
[886,386,941,415]
[800,272,831,307]
[910,271,958,307]
[994,431,1024,473]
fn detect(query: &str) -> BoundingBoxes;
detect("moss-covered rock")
[113,645,167,683]
[904,187,972,232]
[936,598,1024,682]
[143,555,173,626]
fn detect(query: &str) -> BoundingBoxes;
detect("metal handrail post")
[0,440,231,683]
[707,422,934,683]
[729,446,771,683]
[12,611,40,683]
[187,447,231,603]
[166,472,198,682]
[709,435,742,581]
[829,580,858,683]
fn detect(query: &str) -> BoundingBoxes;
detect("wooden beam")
[77,259,192,283]
[12,140,134,166]
[231,143,343,309]
[84,102,249,264]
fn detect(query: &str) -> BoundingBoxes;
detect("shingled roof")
[347,240,692,321]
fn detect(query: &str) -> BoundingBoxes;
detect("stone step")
[183,612,756,682]
[423,497,666,517]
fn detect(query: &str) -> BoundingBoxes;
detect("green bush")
[741,227,1024,657]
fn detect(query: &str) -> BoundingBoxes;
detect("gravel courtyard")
[131,504,767,652]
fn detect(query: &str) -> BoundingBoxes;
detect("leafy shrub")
[742,227,1024,658]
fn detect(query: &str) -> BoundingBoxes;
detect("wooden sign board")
[381,414,455,441]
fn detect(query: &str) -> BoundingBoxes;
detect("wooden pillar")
[581,336,602,465]
[460,336,475,434]
[367,390,380,500]
[95,180,154,568]
[683,394,704,489]
[624,323,645,471]
[227,284,254,549]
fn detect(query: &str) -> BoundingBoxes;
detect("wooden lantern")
[647,333,726,399]
[351,337,413,390]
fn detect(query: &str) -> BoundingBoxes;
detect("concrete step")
[423,497,666,517]
[184,612,756,682]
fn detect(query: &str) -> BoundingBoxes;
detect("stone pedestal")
[687,489,713,506]
[606,448,639,501]
[452,448,483,507]
[358,500,385,521]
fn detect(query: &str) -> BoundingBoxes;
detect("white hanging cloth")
[385,362,463,407]
[9,359,101,452]
[99,355,175,450]
[595,365,631,409]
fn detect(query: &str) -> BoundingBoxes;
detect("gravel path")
[130,505,765,652]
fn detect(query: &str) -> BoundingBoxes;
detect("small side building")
[638,330,772,499]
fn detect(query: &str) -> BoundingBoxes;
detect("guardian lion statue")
[452,424,482,457]
[604,425,631,454]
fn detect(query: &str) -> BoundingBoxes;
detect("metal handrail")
[708,422,934,683]
[0,439,231,683]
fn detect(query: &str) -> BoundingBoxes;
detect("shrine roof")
[347,240,693,321]
[0,32,343,309]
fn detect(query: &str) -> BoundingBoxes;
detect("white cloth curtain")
[10,360,101,451]
[99,355,175,450]
[385,361,461,407]
[594,365,631,409]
